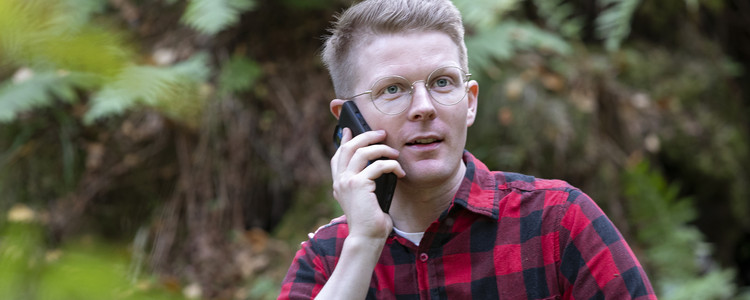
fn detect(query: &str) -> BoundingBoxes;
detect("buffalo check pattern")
[279,151,656,299]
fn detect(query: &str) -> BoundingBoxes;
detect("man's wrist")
[343,234,388,252]
[340,234,388,267]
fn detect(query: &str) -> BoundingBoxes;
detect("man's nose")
[407,82,437,121]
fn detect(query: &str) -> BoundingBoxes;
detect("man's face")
[333,31,478,187]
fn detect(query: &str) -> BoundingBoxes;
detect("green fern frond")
[0,70,96,123]
[0,222,191,300]
[466,21,572,69]
[218,55,262,96]
[533,0,584,39]
[38,28,132,77]
[0,0,132,75]
[83,54,211,126]
[453,0,521,30]
[660,269,737,300]
[596,0,641,51]
[181,0,257,35]
[623,161,740,299]
[52,0,107,30]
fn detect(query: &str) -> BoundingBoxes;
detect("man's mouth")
[406,138,441,146]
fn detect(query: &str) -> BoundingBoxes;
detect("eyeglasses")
[343,66,471,115]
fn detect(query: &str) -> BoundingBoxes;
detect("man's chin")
[400,160,457,185]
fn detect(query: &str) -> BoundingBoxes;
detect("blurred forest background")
[1,0,749,299]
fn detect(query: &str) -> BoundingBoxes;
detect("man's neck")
[388,161,466,233]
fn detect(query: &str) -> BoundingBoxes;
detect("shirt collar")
[450,150,539,220]
[450,151,501,219]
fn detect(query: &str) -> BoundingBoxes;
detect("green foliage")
[459,0,639,62]
[218,54,262,97]
[181,0,257,35]
[280,0,338,10]
[453,0,520,30]
[622,161,739,299]
[662,270,738,300]
[532,0,584,38]
[596,0,641,51]
[0,0,132,75]
[0,221,43,299]
[0,70,96,122]
[0,0,233,127]
[55,0,108,28]
[0,210,185,300]
[84,53,211,125]
[247,277,277,300]
[616,44,750,228]
[465,21,572,69]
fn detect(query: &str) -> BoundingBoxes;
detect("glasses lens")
[370,76,411,114]
[366,67,469,115]
[427,66,467,106]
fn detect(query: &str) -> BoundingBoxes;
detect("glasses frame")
[343,66,472,115]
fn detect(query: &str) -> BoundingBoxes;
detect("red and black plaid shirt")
[279,151,656,299]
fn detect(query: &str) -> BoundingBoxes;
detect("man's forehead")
[349,31,461,85]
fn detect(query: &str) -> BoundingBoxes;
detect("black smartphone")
[333,101,397,213]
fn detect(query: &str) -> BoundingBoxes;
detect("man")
[279,0,656,299]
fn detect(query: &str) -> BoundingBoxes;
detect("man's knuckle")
[339,142,356,153]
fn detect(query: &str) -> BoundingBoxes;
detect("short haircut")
[321,0,468,98]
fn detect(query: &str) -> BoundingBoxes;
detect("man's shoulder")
[297,215,349,257]
[463,151,587,215]
[491,170,576,193]
[487,170,598,217]
[464,151,577,193]
[307,215,348,240]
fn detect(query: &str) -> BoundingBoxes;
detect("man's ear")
[330,99,346,120]
[466,80,479,127]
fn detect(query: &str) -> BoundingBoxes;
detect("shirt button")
[419,253,429,262]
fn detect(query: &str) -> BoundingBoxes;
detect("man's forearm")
[315,236,386,299]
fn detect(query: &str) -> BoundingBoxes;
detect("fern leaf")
[596,0,641,51]
[181,0,256,35]
[83,54,210,125]
[466,21,572,69]
[532,0,584,38]
[453,0,521,30]
[660,269,737,300]
[53,0,107,29]
[0,70,94,123]
[218,55,262,96]
[0,0,131,76]
[621,160,741,298]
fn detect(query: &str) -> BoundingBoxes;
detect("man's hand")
[314,128,406,299]
[330,128,405,240]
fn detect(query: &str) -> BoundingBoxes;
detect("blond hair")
[321,0,468,98]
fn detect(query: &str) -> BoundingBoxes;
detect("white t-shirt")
[393,227,425,246]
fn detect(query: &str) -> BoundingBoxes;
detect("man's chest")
[365,219,561,299]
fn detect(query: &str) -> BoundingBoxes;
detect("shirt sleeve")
[557,189,657,299]
[278,218,349,300]
[277,238,329,300]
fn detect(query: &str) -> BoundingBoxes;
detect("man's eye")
[431,77,455,91]
[385,85,401,94]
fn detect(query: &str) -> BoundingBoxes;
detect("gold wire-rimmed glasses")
[343,66,472,115]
